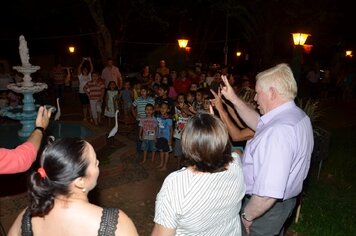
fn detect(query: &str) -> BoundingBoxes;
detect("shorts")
[174,138,183,156]
[89,100,102,119]
[79,93,89,105]
[156,137,170,152]
[141,139,156,152]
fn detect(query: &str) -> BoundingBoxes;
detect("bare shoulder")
[116,209,138,236]
[8,208,27,236]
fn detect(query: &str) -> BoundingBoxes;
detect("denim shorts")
[141,139,156,152]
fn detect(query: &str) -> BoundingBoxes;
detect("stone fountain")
[0,35,51,138]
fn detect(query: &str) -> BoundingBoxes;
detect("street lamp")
[345,50,353,58]
[68,46,75,54]
[292,33,310,46]
[177,39,189,48]
[291,32,311,87]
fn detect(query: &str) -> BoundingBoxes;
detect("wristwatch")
[34,126,45,136]
[241,212,253,222]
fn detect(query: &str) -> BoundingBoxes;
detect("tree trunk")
[86,0,113,64]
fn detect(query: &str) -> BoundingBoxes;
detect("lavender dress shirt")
[242,101,314,200]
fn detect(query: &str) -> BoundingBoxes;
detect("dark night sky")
[0,0,355,69]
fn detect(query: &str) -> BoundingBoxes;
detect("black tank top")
[21,207,119,236]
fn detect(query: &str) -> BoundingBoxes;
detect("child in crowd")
[185,90,195,107]
[161,76,177,100]
[104,81,119,128]
[156,102,173,171]
[77,57,93,121]
[139,104,157,164]
[132,81,141,101]
[174,93,193,117]
[132,86,155,121]
[202,97,212,113]
[154,84,175,116]
[192,88,205,113]
[198,72,208,88]
[132,86,155,153]
[84,72,105,125]
[173,107,190,169]
[119,80,133,120]
[189,82,198,92]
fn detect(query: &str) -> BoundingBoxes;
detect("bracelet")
[241,212,253,222]
[34,126,45,136]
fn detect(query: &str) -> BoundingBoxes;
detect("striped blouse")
[154,153,245,235]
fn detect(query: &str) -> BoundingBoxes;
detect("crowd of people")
[1,60,315,235]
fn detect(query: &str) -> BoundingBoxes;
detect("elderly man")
[0,106,52,174]
[221,63,314,235]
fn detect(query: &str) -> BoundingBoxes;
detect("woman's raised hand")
[210,89,224,112]
[220,75,238,102]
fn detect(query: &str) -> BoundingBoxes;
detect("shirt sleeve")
[0,142,37,174]
[154,176,178,229]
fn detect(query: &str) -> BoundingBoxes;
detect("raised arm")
[220,75,260,130]
[222,99,247,129]
[77,59,84,75]
[211,89,254,141]
[28,106,52,151]
[0,106,51,174]
[88,57,93,74]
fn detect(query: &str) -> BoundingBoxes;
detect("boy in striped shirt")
[84,71,105,125]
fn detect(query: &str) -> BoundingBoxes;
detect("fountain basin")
[0,121,104,149]
[0,104,56,137]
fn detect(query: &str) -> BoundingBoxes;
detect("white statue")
[19,35,30,66]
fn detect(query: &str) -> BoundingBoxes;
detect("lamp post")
[291,33,310,86]
[177,39,189,67]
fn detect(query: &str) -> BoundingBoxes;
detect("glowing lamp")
[292,33,310,46]
[346,50,353,58]
[68,46,75,53]
[236,51,242,57]
[303,44,313,54]
[177,39,188,48]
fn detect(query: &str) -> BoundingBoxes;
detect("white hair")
[256,63,297,100]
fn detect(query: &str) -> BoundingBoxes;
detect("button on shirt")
[242,101,314,200]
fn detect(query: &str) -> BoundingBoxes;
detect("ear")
[74,176,85,190]
[269,87,278,100]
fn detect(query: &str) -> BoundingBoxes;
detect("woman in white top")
[152,113,245,236]
[77,57,93,121]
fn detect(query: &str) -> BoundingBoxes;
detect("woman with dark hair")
[152,113,245,236]
[138,65,153,87]
[161,76,177,100]
[8,138,138,236]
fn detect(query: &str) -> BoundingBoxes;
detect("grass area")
[290,126,356,235]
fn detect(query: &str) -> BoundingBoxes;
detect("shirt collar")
[260,101,296,125]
